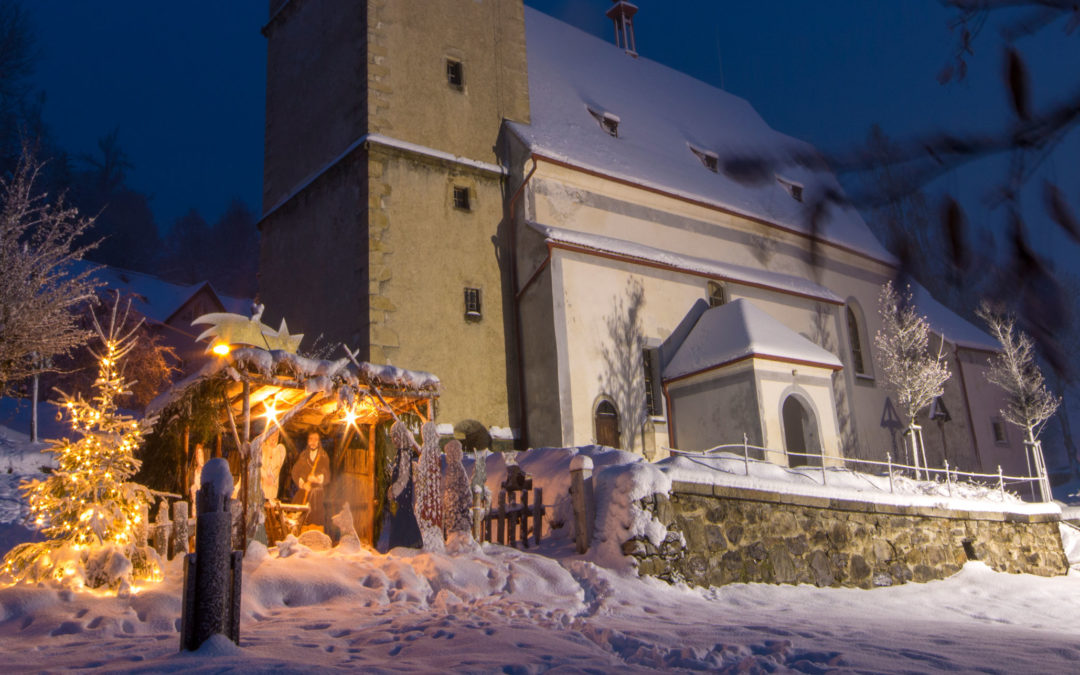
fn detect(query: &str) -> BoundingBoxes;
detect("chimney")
[606,1,639,56]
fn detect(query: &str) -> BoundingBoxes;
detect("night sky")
[24,1,1080,258]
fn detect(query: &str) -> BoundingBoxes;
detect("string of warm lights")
[2,324,160,590]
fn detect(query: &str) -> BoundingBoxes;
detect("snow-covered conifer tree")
[977,303,1059,498]
[442,440,472,537]
[2,299,156,590]
[874,281,951,475]
[414,421,444,551]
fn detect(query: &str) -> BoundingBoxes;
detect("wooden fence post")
[497,492,506,545]
[533,487,543,547]
[570,455,595,554]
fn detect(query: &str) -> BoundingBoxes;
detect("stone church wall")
[625,481,1069,588]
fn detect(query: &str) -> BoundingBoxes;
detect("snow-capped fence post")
[471,485,485,541]
[944,459,952,497]
[172,500,190,558]
[997,465,1005,500]
[180,459,242,652]
[570,455,595,554]
[151,499,170,558]
[886,453,894,493]
[533,487,543,547]
[496,491,506,544]
[135,502,149,547]
[742,433,750,475]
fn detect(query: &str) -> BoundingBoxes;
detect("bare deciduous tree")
[977,302,1059,443]
[874,281,952,475]
[0,147,100,397]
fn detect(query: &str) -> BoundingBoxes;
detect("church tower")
[259,0,530,431]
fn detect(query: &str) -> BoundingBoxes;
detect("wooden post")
[471,486,485,542]
[497,492,506,545]
[152,499,170,558]
[944,459,952,497]
[135,502,150,547]
[998,465,1005,500]
[886,453,893,493]
[570,455,595,554]
[182,424,191,508]
[172,500,190,558]
[520,489,530,549]
[240,380,250,551]
[533,487,543,546]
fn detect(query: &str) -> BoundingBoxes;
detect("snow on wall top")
[69,260,249,325]
[512,8,894,264]
[663,299,843,381]
[531,221,843,304]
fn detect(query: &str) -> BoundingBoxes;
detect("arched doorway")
[595,400,621,448]
[782,396,821,466]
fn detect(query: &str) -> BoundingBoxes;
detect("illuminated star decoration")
[192,310,303,354]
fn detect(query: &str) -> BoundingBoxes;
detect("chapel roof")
[663,299,844,382]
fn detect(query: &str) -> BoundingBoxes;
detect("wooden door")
[595,400,620,448]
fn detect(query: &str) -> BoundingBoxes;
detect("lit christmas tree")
[2,300,158,590]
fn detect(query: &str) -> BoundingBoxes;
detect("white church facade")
[503,7,1019,475]
[259,1,1026,479]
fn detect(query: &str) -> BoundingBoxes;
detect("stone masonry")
[625,481,1069,589]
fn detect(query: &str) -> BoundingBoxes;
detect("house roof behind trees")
[70,260,248,328]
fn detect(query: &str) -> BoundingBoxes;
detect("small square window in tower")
[446,59,464,89]
[464,287,482,321]
[991,419,1008,445]
[453,186,471,211]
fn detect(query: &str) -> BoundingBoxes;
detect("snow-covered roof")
[663,299,843,381]
[147,347,440,418]
[910,283,998,352]
[512,8,894,264]
[530,221,843,304]
[70,260,249,325]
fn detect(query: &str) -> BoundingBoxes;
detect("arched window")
[707,281,727,308]
[847,305,866,375]
[594,399,621,448]
[782,395,821,467]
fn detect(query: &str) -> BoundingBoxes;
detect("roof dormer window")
[688,143,719,173]
[776,176,804,202]
[587,106,620,137]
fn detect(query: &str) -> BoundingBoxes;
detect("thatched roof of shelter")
[148,347,439,432]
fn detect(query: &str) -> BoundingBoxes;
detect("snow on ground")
[2,430,1079,672]
[0,540,1077,673]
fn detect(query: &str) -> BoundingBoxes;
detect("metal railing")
[667,437,1051,502]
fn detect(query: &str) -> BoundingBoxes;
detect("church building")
[258,1,1025,478]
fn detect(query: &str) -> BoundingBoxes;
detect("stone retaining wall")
[625,481,1069,588]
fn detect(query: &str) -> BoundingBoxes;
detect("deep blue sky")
[24,0,1080,257]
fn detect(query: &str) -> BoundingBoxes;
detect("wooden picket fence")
[472,466,545,549]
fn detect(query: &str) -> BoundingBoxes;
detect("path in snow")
[0,539,1076,673]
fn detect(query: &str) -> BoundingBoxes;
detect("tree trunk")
[30,372,38,443]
